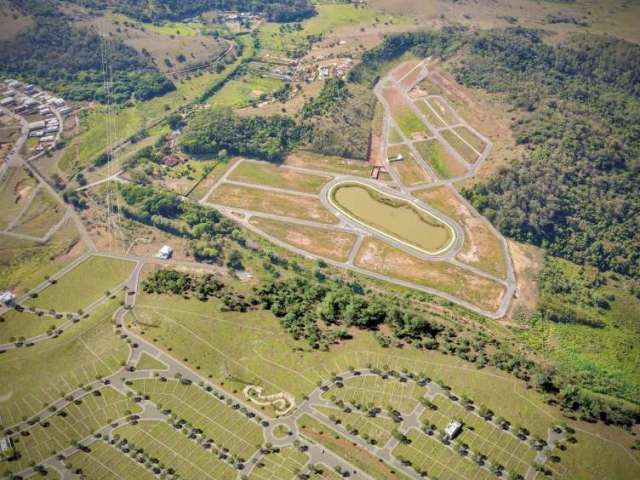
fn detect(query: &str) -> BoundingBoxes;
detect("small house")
[387,154,404,162]
[157,245,173,260]
[444,420,463,441]
[0,291,15,305]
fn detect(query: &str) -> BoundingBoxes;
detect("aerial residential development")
[0,1,639,479]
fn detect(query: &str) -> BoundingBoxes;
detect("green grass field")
[25,256,135,312]
[209,75,284,109]
[314,405,395,446]
[249,446,308,480]
[0,309,67,345]
[285,151,370,177]
[143,20,201,37]
[135,352,168,371]
[414,139,467,179]
[130,378,263,460]
[113,421,237,480]
[0,298,128,428]
[228,160,331,194]
[0,386,140,473]
[66,440,156,480]
[415,99,447,128]
[442,129,480,164]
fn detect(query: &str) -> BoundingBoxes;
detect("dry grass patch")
[387,144,430,186]
[391,60,420,81]
[355,238,505,312]
[0,167,38,230]
[229,160,331,194]
[414,186,507,278]
[442,129,479,164]
[453,126,486,153]
[285,151,370,177]
[507,241,544,317]
[11,188,65,238]
[415,98,446,128]
[250,217,356,262]
[209,183,338,224]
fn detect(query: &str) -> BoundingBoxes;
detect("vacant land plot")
[298,414,411,480]
[391,59,420,81]
[0,309,66,345]
[0,219,84,295]
[135,352,168,371]
[387,144,430,186]
[454,126,486,153]
[399,64,423,90]
[250,217,357,262]
[416,77,446,96]
[415,99,446,128]
[426,97,459,126]
[414,139,467,179]
[442,129,480,164]
[285,151,370,177]
[66,440,156,480]
[114,421,237,480]
[415,187,507,278]
[322,375,426,415]
[229,161,331,194]
[249,446,308,480]
[355,238,505,312]
[130,378,263,460]
[26,255,135,312]
[314,405,395,446]
[0,299,128,427]
[1,387,140,472]
[388,127,404,144]
[393,428,495,480]
[382,87,427,138]
[11,188,65,238]
[209,183,338,224]
[0,167,37,230]
[331,183,452,254]
[209,75,284,109]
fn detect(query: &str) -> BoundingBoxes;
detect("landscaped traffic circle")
[328,181,455,256]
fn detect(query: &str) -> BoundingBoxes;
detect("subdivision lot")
[0,309,66,345]
[421,395,535,478]
[130,378,263,460]
[285,151,370,177]
[209,75,284,109]
[414,139,468,179]
[208,183,338,224]
[249,446,308,480]
[25,255,135,312]
[0,167,37,230]
[66,440,156,480]
[382,86,428,138]
[399,64,424,90]
[0,299,129,427]
[442,129,480,164]
[11,188,65,238]
[415,187,507,278]
[228,160,332,194]
[0,219,84,295]
[355,238,505,312]
[322,374,426,415]
[1,387,140,472]
[135,352,168,371]
[314,405,395,446]
[426,97,459,126]
[415,99,447,128]
[114,421,237,480]
[391,60,420,81]
[393,428,495,480]
[249,217,357,263]
[298,414,411,480]
[387,144,430,186]
[454,126,486,154]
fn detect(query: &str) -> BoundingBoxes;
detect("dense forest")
[301,78,377,160]
[1,1,173,103]
[351,27,640,278]
[178,108,303,162]
[66,0,316,22]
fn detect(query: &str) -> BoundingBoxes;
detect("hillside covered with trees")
[68,0,316,23]
[1,0,173,103]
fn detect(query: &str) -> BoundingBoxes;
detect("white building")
[0,436,14,459]
[0,96,15,107]
[0,291,15,305]
[444,420,462,440]
[28,120,46,131]
[157,245,173,260]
